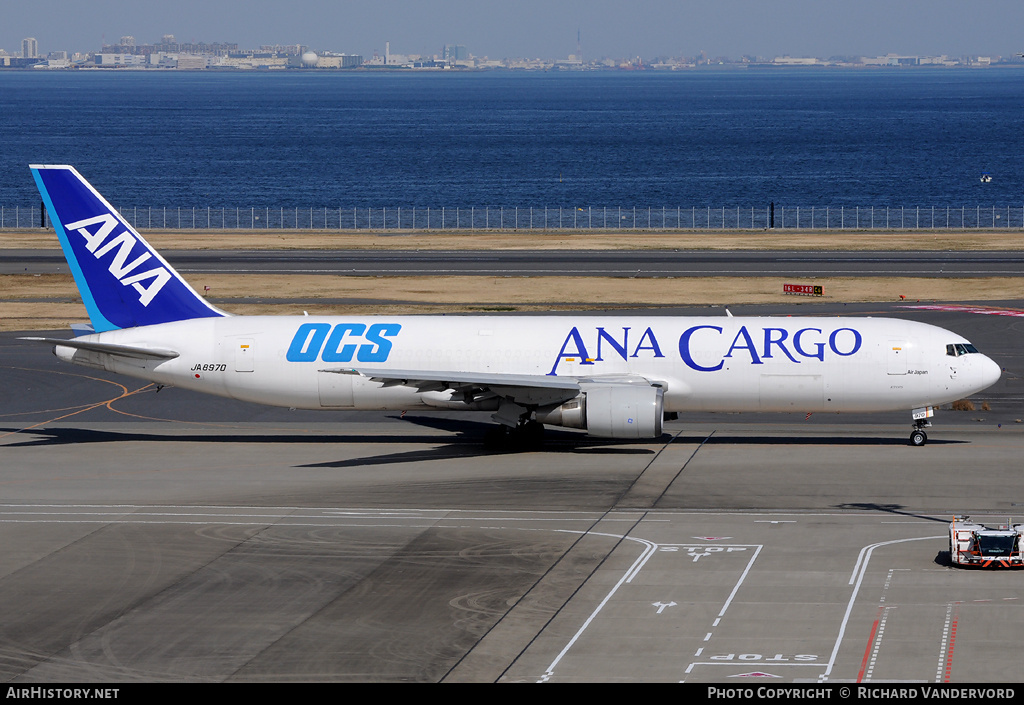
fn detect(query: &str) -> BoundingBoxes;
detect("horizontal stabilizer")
[19,337,179,360]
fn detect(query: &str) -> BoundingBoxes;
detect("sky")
[4,0,1024,60]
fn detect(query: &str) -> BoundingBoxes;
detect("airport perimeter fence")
[6,204,1024,231]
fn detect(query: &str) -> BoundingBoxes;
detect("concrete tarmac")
[1,302,1023,683]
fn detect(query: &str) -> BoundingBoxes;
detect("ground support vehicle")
[949,516,1024,568]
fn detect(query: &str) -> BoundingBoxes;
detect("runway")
[5,248,1024,277]
[2,301,1023,683]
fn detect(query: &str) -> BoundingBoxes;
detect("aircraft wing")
[325,367,655,407]
[19,337,180,360]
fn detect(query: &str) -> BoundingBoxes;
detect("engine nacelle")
[537,384,664,438]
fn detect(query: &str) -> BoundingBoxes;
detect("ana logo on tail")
[64,213,172,307]
[32,164,226,330]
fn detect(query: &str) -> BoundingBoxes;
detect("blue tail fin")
[31,165,227,332]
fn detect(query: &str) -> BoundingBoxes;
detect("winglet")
[30,165,227,331]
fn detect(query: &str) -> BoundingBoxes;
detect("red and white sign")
[783,284,824,296]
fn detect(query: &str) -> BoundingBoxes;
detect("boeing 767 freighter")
[24,165,1001,446]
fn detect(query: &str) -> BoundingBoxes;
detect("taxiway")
[1,302,1021,682]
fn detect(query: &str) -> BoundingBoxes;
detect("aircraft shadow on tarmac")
[836,502,958,567]
[834,501,953,523]
[3,415,965,471]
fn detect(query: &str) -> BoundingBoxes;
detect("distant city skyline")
[4,0,1024,61]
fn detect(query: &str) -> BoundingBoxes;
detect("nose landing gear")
[910,427,928,447]
[909,406,935,446]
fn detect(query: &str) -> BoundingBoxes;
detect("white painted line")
[538,534,658,682]
[680,545,766,676]
[822,535,942,682]
[863,606,895,682]
[936,602,957,683]
[717,545,763,618]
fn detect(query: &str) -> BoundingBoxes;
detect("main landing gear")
[484,419,545,449]
[485,401,547,449]
[909,406,935,447]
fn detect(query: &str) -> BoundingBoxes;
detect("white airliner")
[25,165,1001,446]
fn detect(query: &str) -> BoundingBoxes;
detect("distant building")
[443,45,468,63]
[314,54,364,69]
[44,50,69,69]
[773,56,819,65]
[176,55,208,70]
[861,54,921,66]
[22,37,38,59]
[554,54,584,69]
[95,53,146,67]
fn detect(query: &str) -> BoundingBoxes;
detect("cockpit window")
[947,343,980,357]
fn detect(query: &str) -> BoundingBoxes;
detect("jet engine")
[536,384,664,438]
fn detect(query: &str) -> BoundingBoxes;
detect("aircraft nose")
[979,355,1002,390]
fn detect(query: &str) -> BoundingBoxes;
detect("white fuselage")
[55,314,1001,415]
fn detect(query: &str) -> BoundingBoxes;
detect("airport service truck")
[949,516,1024,568]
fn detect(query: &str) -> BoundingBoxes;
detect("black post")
[769,201,775,229]
[40,201,46,229]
